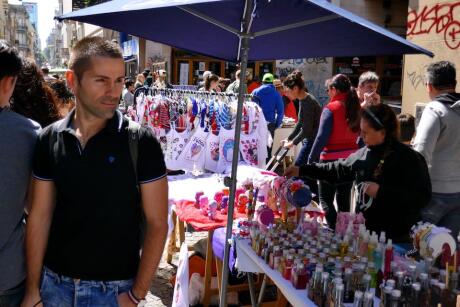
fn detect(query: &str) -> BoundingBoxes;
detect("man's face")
[69,57,125,120]
[358,81,378,101]
[128,85,134,93]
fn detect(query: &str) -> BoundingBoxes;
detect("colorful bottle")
[384,240,394,279]
[293,262,308,289]
[283,254,294,280]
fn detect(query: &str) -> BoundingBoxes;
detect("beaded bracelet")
[128,289,141,305]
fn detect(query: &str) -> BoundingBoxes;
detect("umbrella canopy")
[57,0,433,61]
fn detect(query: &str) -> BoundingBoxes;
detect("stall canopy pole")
[219,1,253,306]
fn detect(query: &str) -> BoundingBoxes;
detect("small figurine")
[208,201,218,220]
[195,191,204,208]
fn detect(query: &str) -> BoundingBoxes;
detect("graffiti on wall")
[276,57,332,106]
[406,65,427,90]
[407,1,460,50]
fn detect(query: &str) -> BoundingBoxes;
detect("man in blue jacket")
[252,73,284,158]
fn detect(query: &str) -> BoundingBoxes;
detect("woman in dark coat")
[285,104,431,242]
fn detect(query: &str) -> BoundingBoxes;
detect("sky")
[9,0,59,50]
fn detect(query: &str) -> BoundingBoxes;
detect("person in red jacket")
[307,74,361,228]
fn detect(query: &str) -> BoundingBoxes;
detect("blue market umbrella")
[57,1,433,305]
[57,0,433,60]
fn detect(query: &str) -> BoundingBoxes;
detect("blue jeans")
[0,280,25,307]
[40,267,133,307]
[421,192,460,237]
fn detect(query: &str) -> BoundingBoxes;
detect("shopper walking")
[285,104,431,242]
[252,73,284,158]
[11,59,61,128]
[414,61,460,237]
[307,74,361,228]
[281,71,321,200]
[0,40,41,307]
[122,79,135,107]
[21,37,168,307]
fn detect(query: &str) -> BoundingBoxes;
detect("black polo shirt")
[33,110,166,281]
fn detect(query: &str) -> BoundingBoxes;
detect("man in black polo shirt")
[22,37,168,307]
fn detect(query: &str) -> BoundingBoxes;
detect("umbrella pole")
[219,11,252,307]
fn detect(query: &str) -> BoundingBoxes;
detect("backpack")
[127,120,147,244]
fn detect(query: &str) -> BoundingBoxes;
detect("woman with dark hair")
[282,71,322,200]
[203,73,219,92]
[285,104,431,242]
[11,59,61,127]
[49,80,75,117]
[302,74,361,228]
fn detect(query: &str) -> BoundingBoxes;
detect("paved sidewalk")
[145,231,208,306]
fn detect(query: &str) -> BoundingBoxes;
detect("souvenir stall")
[217,171,460,307]
[126,89,270,173]
[57,1,434,306]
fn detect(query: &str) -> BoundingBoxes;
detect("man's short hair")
[425,61,457,90]
[69,37,123,82]
[0,40,22,80]
[397,113,415,143]
[125,80,134,88]
[358,71,379,87]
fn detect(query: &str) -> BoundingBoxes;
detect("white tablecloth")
[235,238,380,307]
[167,165,270,201]
[235,238,316,307]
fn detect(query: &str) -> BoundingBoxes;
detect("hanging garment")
[239,132,259,167]
[204,131,220,173]
[177,127,209,172]
[165,128,191,170]
[217,127,236,174]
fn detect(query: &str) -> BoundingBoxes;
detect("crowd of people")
[1,34,460,306]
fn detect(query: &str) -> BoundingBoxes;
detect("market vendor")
[285,104,432,242]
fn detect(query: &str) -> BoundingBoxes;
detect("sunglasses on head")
[363,108,384,128]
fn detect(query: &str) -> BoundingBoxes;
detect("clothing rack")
[148,87,253,100]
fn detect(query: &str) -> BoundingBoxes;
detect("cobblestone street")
[145,231,209,306]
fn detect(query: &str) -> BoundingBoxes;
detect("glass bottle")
[363,290,374,307]
[367,262,377,288]
[395,271,404,290]
[411,282,421,306]
[307,267,319,300]
[386,279,395,289]
[381,286,393,307]
[390,289,401,307]
[344,268,354,303]
[263,240,273,264]
[353,290,363,307]
[293,262,308,290]
[315,271,330,306]
[419,274,431,307]
[270,245,281,269]
[361,274,371,293]
[334,283,345,307]
[283,254,294,280]
[429,280,441,307]
[277,253,285,276]
[327,278,343,307]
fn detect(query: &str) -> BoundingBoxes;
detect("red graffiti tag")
[407,1,460,50]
